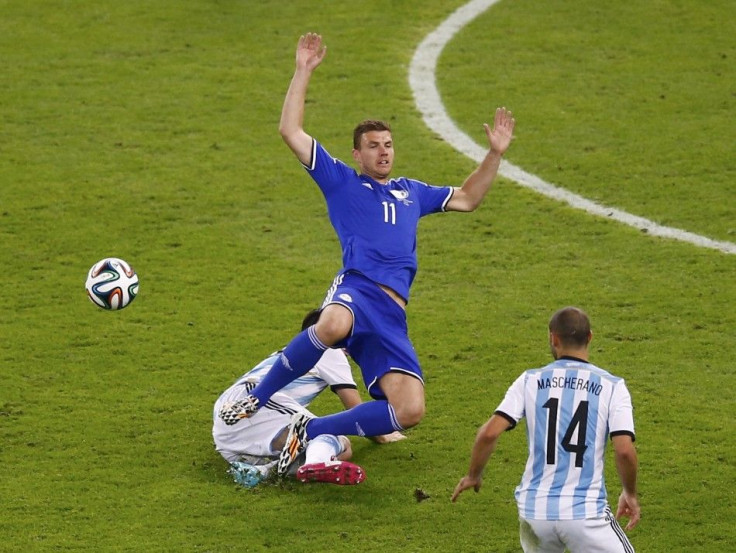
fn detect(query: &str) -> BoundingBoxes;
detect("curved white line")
[409,0,736,255]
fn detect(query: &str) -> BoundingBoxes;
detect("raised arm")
[445,107,515,212]
[279,33,327,165]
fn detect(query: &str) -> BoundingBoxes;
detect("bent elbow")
[619,449,638,464]
[466,200,482,212]
[278,119,298,140]
[459,198,482,213]
[449,198,479,213]
[457,191,484,212]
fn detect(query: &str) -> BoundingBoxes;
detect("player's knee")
[314,309,352,344]
[394,400,425,429]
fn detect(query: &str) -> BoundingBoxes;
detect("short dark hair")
[353,119,392,149]
[301,309,322,330]
[548,306,591,347]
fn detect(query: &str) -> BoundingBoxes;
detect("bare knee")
[393,400,425,429]
[314,304,353,345]
[380,372,426,429]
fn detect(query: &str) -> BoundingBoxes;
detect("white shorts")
[520,507,634,553]
[212,386,309,464]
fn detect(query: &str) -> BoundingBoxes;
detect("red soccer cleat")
[296,461,366,485]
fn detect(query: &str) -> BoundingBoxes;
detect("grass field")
[1,1,734,552]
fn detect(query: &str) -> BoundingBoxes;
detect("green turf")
[1,1,734,551]
[439,0,736,243]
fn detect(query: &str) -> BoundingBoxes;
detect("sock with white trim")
[306,400,403,439]
[249,326,327,404]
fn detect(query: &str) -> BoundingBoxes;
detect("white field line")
[409,0,736,255]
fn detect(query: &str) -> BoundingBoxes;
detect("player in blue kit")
[452,307,640,552]
[214,309,404,488]
[219,32,515,475]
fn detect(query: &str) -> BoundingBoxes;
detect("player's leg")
[302,397,405,438]
[313,303,354,345]
[378,371,425,429]
[214,394,296,487]
[296,435,366,485]
[278,277,413,472]
[557,509,635,553]
[277,402,402,477]
[290,279,423,440]
[277,411,370,481]
[304,434,351,463]
[232,303,353,417]
[276,369,408,475]
[519,519,565,553]
[302,371,422,433]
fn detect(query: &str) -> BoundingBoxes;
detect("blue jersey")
[304,140,453,302]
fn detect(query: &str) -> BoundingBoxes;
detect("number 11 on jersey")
[382,201,396,224]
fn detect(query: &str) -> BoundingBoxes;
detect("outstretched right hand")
[296,32,327,72]
[451,475,482,502]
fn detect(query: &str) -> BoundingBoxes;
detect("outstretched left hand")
[484,107,515,156]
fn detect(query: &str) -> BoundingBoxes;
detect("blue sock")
[249,326,327,404]
[306,400,403,439]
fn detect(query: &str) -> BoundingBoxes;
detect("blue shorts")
[321,270,423,400]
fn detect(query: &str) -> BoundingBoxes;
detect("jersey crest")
[389,189,413,206]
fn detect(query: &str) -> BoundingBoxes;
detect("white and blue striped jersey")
[495,357,635,521]
[232,348,357,407]
[303,140,453,302]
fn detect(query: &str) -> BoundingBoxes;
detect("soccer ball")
[85,257,139,310]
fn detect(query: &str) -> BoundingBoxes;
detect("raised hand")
[484,107,515,156]
[296,32,327,72]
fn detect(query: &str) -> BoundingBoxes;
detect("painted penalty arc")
[408,0,736,255]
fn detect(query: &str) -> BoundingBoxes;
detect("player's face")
[353,130,394,182]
